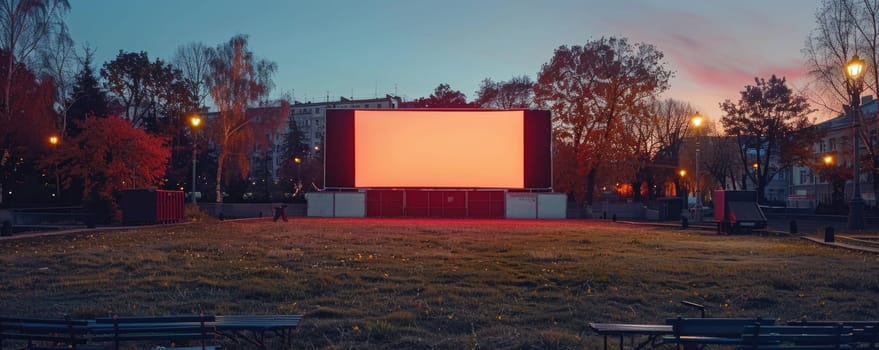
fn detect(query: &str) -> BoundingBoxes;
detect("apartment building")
[787,95,878,209]
[292,95,402,152]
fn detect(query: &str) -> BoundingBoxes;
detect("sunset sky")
[67,0,819,121]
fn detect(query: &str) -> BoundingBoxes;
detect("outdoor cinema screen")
[325,109,551,189]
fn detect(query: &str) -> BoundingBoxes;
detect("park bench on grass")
[90,314,219,350]
[0,316,91,350]
[739,324,853,350]
[210,315,302,349]
[588,322,673,350]
[664,317,776,350]
[787,320,879,348]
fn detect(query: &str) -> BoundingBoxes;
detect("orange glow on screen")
[354,110,524,188]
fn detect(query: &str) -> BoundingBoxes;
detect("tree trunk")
[215,148,227,203]
[757,181,767,204]
[585,167,597,205]
[5,56,13,120]
[632,180,642,202]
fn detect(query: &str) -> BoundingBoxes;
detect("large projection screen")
[325,109,551,189]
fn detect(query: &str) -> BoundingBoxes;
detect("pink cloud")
[599,6,809,90]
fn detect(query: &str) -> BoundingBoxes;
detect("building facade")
[292,95,402,152]
[787,95,878,209]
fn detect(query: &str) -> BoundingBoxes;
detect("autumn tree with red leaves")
[0,50,56,205]
[534,36,672,205]
[46,116,170,220]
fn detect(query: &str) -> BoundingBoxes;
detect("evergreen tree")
[67,54,108,137]
[282,115,308,165]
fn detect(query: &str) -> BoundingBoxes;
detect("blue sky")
[67,0,817,119]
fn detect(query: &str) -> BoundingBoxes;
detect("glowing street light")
[678,169,687,200]
[189,115,202,204]
[844,54,866,229]
[692,112,704,222]
[815,155,834,209]
[294,156,302,181]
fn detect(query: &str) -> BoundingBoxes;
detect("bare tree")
[207,35,285,203]
[805,0,879,207]
[173,42,215,109]
[37,26,74,135]
[627,98,694,200]
[804,0,859,114]
[0,0,69,119]
[475,75,534,109]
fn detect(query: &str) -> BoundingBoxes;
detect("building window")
[829,138,835,151]
[365,104,370,108]
[819,141,826,153]
[800,170,807,184]
[377,103,382,108]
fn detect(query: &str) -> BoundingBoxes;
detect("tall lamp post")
[48,135,60,201]
[692,112,704,222]
[189,115,202,204]
[844,55,866,229]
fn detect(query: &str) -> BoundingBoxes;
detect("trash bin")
[824,226,835,243]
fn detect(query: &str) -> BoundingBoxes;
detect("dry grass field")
[1,218,878,349]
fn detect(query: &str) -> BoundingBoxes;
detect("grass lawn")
[1,218,878,349]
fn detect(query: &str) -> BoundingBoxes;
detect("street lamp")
[844,54,866,229]
[678,169,687,201]
[816,154,834,208]
[691,112,704,222]
[294,156,302,181]
[48,135,59,201]
[189,115,202,204]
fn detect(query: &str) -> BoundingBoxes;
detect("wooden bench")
[664,317,775,349]
[740,324,853,350]
[0,316,91,350]
[90,314,219,350]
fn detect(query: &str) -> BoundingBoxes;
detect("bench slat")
[740,325,854,349]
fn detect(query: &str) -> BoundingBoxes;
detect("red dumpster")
[120,189,185,225]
